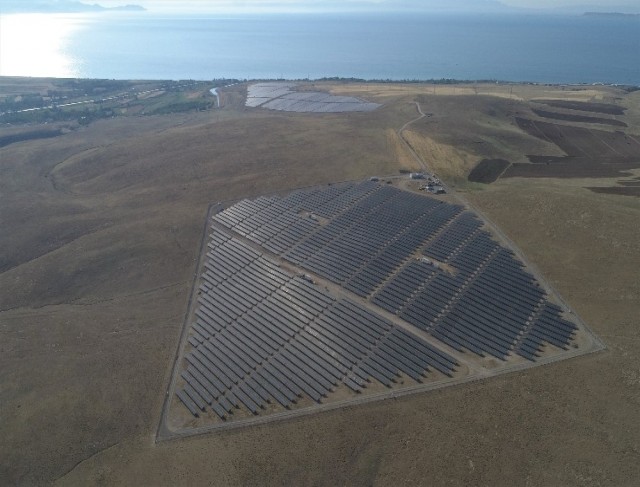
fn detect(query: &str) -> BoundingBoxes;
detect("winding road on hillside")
[398,101,428,173]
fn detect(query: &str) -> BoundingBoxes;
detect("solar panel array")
[246,82,380,113]
[176,227,458,419]
[175,182,580,421]
[213,182,578,362]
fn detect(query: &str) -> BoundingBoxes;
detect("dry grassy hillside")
[1,80,639,486]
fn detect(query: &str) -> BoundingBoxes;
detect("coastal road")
[0,81,206,117]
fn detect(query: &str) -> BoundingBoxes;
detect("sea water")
[1,12,638,84]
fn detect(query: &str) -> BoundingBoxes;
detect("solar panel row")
[284,187,461,284]
[214,181,381,259]
[515,303,578,360]
[215,182,370,225]
[422,212,484,262]
[344,203,462,297]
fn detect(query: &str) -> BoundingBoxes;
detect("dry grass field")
[1,79,639,486]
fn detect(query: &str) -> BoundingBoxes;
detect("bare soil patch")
[514,118,640,158]
[507,156,640,179]
[468,158,511,183]
[392,94,559,185]
[503,118,640,180]
[0,127,64,148]
[535,99,626,115]
[587,186,640,197]
[531,108,627,127]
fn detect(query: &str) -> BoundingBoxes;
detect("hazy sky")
[91,0,640,12]
[9,0,640,13]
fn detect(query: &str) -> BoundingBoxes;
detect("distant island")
[583,12,640,18]
[1,1,145,13]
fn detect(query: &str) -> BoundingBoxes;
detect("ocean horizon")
[1,12,638,84]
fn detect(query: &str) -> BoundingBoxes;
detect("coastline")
[1,12,638,85]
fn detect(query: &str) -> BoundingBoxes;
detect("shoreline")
[2,75,638,89]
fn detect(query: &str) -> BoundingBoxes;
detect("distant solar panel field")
[245,82,380,113]
[160,181,601,436]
